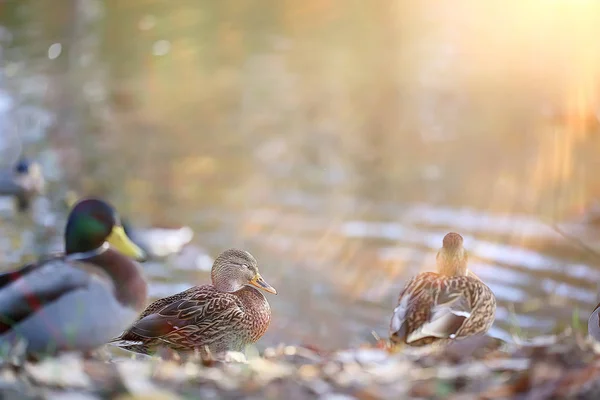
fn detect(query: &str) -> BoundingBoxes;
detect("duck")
[0,197,147,359]
[0,158,45,212]
[111,248,277,356]
[588,303,600,341]
[389,232,496,346]
[64,190,194,259]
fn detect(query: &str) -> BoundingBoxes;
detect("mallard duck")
[389,232,496,346]
[0,198,147,359]
[588,302,600,341]
[64,191,194,259]
[0,158,45,212]
[111,248,276,356]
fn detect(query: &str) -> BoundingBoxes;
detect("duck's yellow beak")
[106,225,146,261]
[64,190,80,208]
[249,272,277,295]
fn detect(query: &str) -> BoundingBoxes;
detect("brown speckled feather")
[390,271,496,346]
[138,286,200,320]
[112,286,202,354]
[112,248,275,356]
[113,285,271,355]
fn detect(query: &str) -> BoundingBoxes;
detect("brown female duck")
[389,232,496,346]
[112,248,277,356]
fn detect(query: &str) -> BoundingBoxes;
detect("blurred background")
[1,0,600,350]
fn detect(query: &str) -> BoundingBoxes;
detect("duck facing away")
[112,248,277,356]
[0,198,147,359]
[389,232,496,346]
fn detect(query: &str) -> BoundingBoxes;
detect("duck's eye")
[241,264,249,269]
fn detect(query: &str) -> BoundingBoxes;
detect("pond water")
[1,0,600,352]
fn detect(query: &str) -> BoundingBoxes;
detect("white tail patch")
[110,340,144,347]
[406,295,471,343]
[450,310,471,318]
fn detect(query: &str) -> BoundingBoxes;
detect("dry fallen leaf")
[25,354,91,388]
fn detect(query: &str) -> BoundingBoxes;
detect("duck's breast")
[237,287,271,343]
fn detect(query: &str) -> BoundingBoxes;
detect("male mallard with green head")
[112,248,276,356]
[64,190,194,259]
[389,232,496,346]
[0,198,147,358]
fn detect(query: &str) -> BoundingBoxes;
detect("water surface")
[1,0,600,351]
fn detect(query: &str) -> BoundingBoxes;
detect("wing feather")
[389,274,434,341]
[124,287,244,347]
[0,259,90,333]
[406,291,471,343]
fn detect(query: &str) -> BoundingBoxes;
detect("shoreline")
[2,331,599,399]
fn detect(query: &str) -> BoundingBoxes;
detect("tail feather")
[389,302,409,343]
[109,339,144,347]
[390,322,408,344]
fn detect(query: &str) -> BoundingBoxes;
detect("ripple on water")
[302,205,598,342]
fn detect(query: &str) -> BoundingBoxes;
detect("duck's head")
[64,198,146,261]
[436,232,468,276]
[211,248,277,295]
[14,158,30,174]
[13,158,45,194]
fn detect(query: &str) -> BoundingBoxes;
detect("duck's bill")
[249,273,277,295]
[107,225,146,261]
[64,190,80,208]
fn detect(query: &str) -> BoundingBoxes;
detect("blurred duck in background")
[64,191,194,260]
[0,198,147,360]
[0,158,45,212]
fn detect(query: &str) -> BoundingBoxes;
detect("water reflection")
[0,0,600,350]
